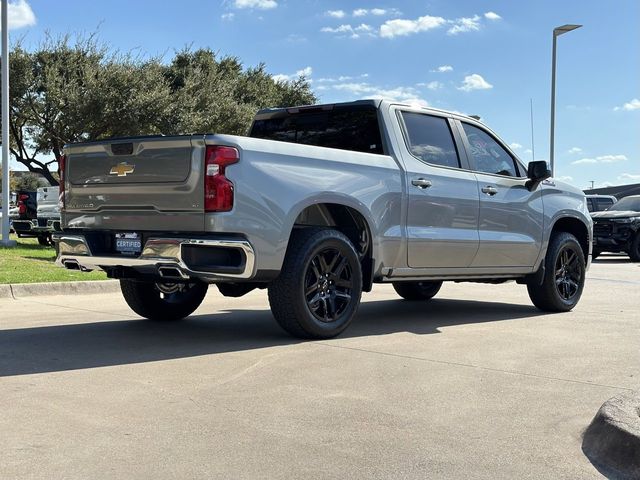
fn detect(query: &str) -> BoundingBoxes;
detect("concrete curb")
[582,391,640,480]
[0,280,119,299]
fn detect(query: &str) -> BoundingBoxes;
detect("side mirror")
[526,160,551,191]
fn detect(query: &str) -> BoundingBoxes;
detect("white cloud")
[572,154,628,165]
[380,15,446,38]
[321,23,375,39]
[353,9,368,17]
[614,98,640,111]
[233,0,277,9]
[326,10,345,19]
[524,149,533,155]
[7,0,36,29]
[509,143,523,150]
[221,12,235,20]
[568,147,582,154]
[331,82,429,106]
[272,66,313,83]
[619,173,640,182]
[484,11,501,20]
[417,81,442,90]
[432,65,453,73]
[447,15,481,35]
[371,8,387,16]
[317,74,369,83]
[458,74,493,92]
[556,175,574,183]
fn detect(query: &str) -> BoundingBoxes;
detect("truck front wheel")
[268,228,363,339]
[526,232,585,312]
[392,281,442,301]
[120,280,208,321]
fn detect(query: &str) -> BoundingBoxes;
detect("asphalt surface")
[1,256,638,479]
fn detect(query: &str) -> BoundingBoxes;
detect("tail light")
[204,146,239,212]
[18,194,28,215]
[58,155,66,209]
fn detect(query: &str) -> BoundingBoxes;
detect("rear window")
[249,106,384,155]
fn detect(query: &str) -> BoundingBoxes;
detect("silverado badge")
[110,162,135,177]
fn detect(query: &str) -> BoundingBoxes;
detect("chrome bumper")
[53,234,255,280]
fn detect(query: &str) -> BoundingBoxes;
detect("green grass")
[0,235,107,284]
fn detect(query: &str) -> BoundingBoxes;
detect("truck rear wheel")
[268,228,362,339]
[526,232,585,312]
[120,280,208,321]
[392,281,442,301]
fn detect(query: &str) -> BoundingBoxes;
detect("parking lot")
[1,257,638,479]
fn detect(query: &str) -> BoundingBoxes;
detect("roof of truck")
[255,99,482,123]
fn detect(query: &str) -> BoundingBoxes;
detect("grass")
[0,235,107,284]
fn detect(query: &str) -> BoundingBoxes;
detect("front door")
[457,121,543,268]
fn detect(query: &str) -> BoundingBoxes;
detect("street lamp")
[549,23,582,177]
[1,0,15,246]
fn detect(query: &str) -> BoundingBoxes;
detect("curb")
[0,280,120,299]
[582,391,640,480]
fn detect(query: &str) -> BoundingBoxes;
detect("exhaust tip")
[158,266,189,279]
[63,260,81,270]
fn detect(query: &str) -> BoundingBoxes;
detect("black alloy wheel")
[304,247,354,323]
[527,231,585,312]
[554,246,582,301]
[268,227,363,339]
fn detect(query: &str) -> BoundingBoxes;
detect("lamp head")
[554,24,582,36]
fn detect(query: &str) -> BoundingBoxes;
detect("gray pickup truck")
[54,99,592,338]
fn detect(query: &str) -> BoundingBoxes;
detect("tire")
[120,280,208,321]
[392,281,442,301]
[628,233,640,262]
[591,248,601,261]
[527,232,586,312]
[268,227,362,339]
[37,234,52,246]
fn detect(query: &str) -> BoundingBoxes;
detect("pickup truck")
[12,187,61,245]
[54,99,593,339]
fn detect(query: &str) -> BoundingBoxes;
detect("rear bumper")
[53,234,255,281]
[13,219,61,235]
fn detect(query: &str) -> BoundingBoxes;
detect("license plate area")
[115,232,142,255]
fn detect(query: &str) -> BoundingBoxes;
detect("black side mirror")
[526,160,551,191]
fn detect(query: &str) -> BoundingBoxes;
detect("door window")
[461,123,519,177]
[401,112,461,168]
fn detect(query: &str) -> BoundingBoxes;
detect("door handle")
[411,178,432,189]
[481,185,498,196]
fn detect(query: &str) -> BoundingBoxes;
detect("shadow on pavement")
[0,298,541,377]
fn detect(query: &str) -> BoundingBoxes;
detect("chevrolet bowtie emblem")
[110,162,135,177]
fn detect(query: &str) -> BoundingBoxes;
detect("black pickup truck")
[591,195,640,261]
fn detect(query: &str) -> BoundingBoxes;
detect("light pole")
[549,24,582,177]
[1,0,15,246]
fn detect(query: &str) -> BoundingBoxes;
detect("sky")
[6,0,640,189]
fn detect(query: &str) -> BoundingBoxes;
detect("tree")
[3,35,316,186]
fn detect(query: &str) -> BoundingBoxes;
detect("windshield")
[608,196,640,212]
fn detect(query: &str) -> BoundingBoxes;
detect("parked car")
[586,194,617,213]
[12,187,61,245]
[54,99,592,338]
[591,194,640,261]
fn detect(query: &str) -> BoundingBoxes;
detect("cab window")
[461,123,519,177]
[400,112,461,168]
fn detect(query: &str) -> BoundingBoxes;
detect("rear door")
[456,121,543,268]
[397,110,480,268]
[64,136,205,231]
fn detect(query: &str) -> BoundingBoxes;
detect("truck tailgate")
[63,136,205,231]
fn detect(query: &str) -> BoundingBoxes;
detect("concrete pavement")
[1,257,638,479]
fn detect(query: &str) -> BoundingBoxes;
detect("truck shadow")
[0,298,543,377]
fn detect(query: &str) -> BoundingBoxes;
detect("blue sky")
[9,0,640,189]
